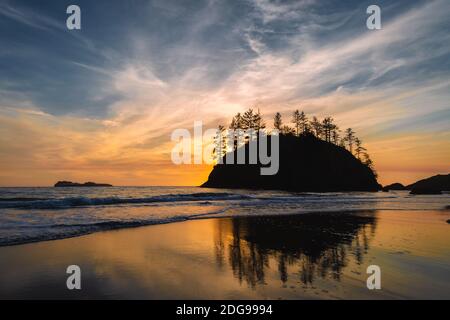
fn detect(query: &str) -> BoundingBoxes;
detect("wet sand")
[0,210,449,299]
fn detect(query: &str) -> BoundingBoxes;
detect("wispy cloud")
[0,1,61,31]
[0,0,449,185]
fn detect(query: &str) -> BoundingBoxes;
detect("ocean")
[0,186,448,246]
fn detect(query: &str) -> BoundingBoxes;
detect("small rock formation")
[406,174,449,195]
[382,183,405,192]
[54,181,112,187]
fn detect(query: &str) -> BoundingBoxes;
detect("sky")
[0,0,449,186]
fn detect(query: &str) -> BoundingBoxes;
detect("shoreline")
[0,209,449,299]
[2,205,449,248]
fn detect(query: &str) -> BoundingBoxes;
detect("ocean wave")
[254,195,398,202]
[0,192,250,209]
[0,217,186,246]
[0,206,231,246]
[0,197,50,202]
[0,192,402,210]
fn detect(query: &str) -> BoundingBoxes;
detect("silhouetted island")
[382,174,450,194]
[54,181,113,187]
[382,183,405,192]
[406,174,449,195]
[202,108,380,192]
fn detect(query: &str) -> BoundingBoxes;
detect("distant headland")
[383,174,450,194]
[54,181,113,187]
[202,108,381,192]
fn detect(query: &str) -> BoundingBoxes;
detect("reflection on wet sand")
[1,209,449,299]
[214,212,377,288]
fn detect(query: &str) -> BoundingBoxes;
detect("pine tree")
[253,108,266,133]
[299,111,309,134]
[281,125,295,135]
[292,110,301,136]
[331,128,340,145]
[310,116,323,139]
[213,125,227,162]
[221,109,376,177]
[229,113,243,151]
[230,113,242,130]
[322,117,335,142]
[241,109,255,130]
[274,112,282,130]
[362,152,377,178]
[354,138,366,160]
[344,128,355,154]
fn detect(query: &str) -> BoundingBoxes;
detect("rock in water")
[406,174,450,194]
[202,134,381,192]
[382,183,405,192]
[54,181,112,187]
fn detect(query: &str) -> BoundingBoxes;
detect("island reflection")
[214,212,377,288]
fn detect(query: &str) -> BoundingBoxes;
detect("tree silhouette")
[213,213,377,288]
[213,125,227,162]
[274,112,282,130]
[292,110,301,136]
[354,138,366,160]
[292,110,309,136]
[322,117,336,143]
[241,109,255,130]
[299,111,309,134]
[344,128,356,154]
[362,152,377,178]
[253,109,266,133]
[230,113,243,130]
[310,116,323,138]
[229,113,243,151]
[281,125,295,136]
[220,108,375,174]
[331,127,340,145]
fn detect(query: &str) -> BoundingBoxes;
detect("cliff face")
[202,134,381,192]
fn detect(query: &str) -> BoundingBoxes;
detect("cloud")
[0,0,449,185]
[0,1,62,31]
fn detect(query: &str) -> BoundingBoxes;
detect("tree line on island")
[214,108,375,175]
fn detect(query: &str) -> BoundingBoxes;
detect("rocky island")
[406,174,450,195]
[382,183,406,192]
[54,181,113,187]
[202,109,381,192]
[381,174,450,194]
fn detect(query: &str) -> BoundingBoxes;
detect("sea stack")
[202,134,381,192]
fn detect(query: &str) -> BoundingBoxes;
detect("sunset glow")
[0,0,449,186]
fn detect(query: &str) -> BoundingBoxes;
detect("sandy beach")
[0,209,449,300]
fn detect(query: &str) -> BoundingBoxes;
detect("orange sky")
[0,96,449,187]
[0,1,449,187]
